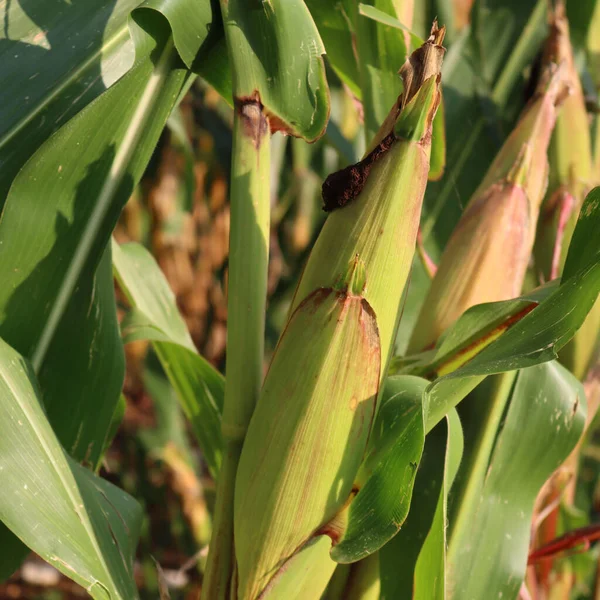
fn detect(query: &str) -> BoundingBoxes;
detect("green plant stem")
[447,370,517,560]
[203,101,271,599]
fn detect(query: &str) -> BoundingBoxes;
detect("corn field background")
[1,0,600,598]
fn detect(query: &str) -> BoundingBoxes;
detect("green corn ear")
[233,25,446,599]
[408,61,568,353]
[534,3,600,379]
[535,2,592,279]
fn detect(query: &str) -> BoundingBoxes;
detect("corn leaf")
[304,0,361,98]
[0,0,230,205]
[222,0,329,141]
[412,408,462,600]
[394,187,600,429]
[112,240,224,476]
[332,376,427,563]
[0,0,139,201]
[36,244,125,470]
[138,362,196,465]
[354,1,410,141]
[447,361,586,599]
[0,0,210,468]
[0,0,223,577]
[0,336,142,599]
[379,408,463,599]
[563,187,600,280]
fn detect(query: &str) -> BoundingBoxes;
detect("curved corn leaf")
[354,2,410,142]
[304,0,361,97]
[0,336,142,599]
[447,361,586,599]
[0,0,206,466]
[394,187,600,429]
[38,244,125,469]
[355,2,446,179]
[332,375,427,563]
[379,406,462,600]
[307,2,445,176]
[221,0,329,141]
[0,0,230,204]
[112,239,224,476]
[0,0,223,577]
[138,361,195,464]
[559,187,600,377]
[447,373,517,535]
[412,408,462,600]
[379,408,448,597]
[563,187,600,280]
[0,0,139,201]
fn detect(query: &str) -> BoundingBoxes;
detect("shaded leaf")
[0,0,222,575]
[0,0,230,204]
[379,407,462,599]
[412,408,462,600]
[112,240,224,476]
[305,0,361,98]
[0,0,139,201]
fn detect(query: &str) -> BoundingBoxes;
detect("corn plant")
[1,1,600,599]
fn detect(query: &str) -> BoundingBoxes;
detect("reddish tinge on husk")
[408,61,568,353]
[233,26,446,600]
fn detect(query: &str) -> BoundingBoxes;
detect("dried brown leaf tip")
[321,22,445,213]
[399,21,445,110]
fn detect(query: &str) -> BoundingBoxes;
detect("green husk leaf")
[257,536,337,600]
[292,25,444,388]
[332,375,427,563]
[234,287,381,599]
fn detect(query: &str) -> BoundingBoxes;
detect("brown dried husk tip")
[542,1,577,92]
[399,21,446,110]
[367,22,445,152]
[322,23,445,211]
